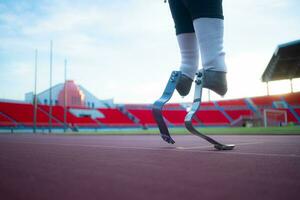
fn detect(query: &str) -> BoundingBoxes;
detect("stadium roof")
[262,39,300,82]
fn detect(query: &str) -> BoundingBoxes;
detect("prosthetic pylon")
[152,71,181,144]
[152,70,235,150]
[184,70,235,150]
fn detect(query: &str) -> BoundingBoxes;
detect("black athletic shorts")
[168,0,224,35]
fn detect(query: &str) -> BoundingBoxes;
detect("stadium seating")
[163,103,185,110]
[0,102,59,127]
[201,101,215,106]
[162,110,189,126]
[225,110,253,120]
[217,99,253,124]
[127,109,156,126]
[294,109,300,123]
[97,108,136,126]
[199,101,215,109]
[39,105,99,127]
[283,92,300,106]
[250,95,282,107]
[277,108,299,123]
[217,99,247,107]
[0,112,16,127]
[0,92,299,129]
[125,104,152,110]
[129,108,200,126]
[195,110,230,126]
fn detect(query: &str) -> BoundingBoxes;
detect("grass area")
[66,126,300,135]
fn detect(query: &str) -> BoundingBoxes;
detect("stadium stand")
[199,101,215,108]
[225,110,253,121]
[295,109,300,116]
[201,102,215,106]
[0,102,60,127]
[247,93,300,124]
[277,108,298,123]
[163,103,185,110]
[250,95,282,108]
[195,110,230,126]
[162,110,189,126]
[283,92,300,106]
[258,40,300,124]
[0,112,16,127]
[215,99,254,124]
[217,98,248,107]
[127,109,156,126]
[39,105,99,127]
[125,104,152,110]
[0,92,299,130]
[97,108,136,126]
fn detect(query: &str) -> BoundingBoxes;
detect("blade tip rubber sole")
[161,135,175,144]
[214,144,235,151]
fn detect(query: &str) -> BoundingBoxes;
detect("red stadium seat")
[0,113,16,127]
[163,103,185,110]
[277,108,298,123]
[0,102,60,127]
[225,110,253,120]
[162,110,189,126]
[283,92,300,106]
[218,99,247,107]
[39,105,99,127]
[97,108,136,126]
[196,110,230,126]
[251,95,282,107]
[128,109,156,126]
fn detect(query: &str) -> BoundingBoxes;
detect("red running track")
[0,134,300,200]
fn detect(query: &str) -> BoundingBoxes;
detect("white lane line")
[2,141,300,158]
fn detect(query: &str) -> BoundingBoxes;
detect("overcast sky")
[0,0,300,104]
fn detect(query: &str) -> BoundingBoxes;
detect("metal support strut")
[152,71,181,144]
[184,70,235,150]
[153,70,235,150]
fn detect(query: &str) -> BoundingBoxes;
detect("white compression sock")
[193,18,227,72]
[176,33,199,79]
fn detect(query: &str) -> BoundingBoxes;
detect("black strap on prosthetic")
[184,70,235,150]
[152,71,181,144]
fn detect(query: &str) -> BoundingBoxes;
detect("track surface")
[0,134,300,200]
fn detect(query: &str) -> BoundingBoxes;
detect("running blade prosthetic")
[152,71,181,144]
[184,70,235,150]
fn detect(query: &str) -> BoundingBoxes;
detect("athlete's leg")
[182,0,224,20]
[193,18,226,73]
[168,0,195,35]
[193,18,227,96]
[176,33,199,81]
[182,0,227,96]
[175,33,199,96]
[168,0,199,96]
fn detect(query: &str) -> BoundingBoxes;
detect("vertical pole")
[284,111,287,126]
[33,49,38,133]
[263,109,267,128]
[49,40,53,133]
[266,81,270,96]
[290,78,293,93]
[64,59,67,132]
